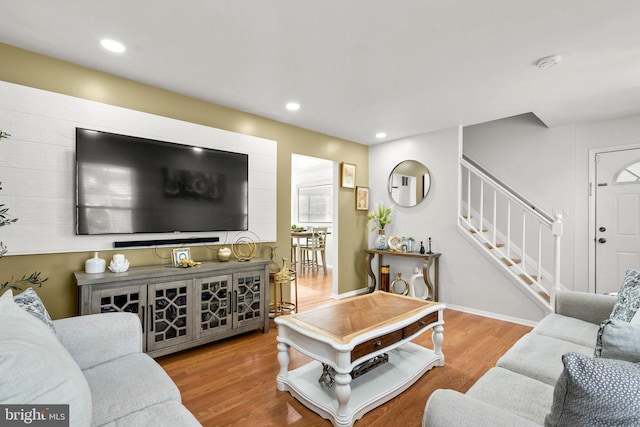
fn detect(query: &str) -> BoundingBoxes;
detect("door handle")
[598,238,607,244]
[599,226,606,232]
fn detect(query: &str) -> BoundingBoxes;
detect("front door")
[595,148,640,294]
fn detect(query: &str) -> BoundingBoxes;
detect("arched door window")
[614,161,640,184]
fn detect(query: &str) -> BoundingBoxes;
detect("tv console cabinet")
[74,258,271,358]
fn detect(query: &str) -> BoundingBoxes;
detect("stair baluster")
[458,155,564,312]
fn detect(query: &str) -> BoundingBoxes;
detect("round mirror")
[388,160,431,207]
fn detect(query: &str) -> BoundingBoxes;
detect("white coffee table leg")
[432,324,444,356]
[276,341,290,391]
[334,371,352,424]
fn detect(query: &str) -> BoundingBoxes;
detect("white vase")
[85,252,106,274]
[375,230,388,250]
[409,266,428,299]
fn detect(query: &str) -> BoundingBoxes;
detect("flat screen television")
[76,128,248,235]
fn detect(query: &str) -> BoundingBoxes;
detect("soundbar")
[114,236,220,248]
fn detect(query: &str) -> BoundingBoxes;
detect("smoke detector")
[537,55,562,69]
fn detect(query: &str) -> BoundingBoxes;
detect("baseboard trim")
[445,303,539,327]
[333,288,369,300]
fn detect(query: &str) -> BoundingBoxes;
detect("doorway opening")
[291,154,338,310]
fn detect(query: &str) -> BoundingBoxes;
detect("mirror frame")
[387,160,431,207]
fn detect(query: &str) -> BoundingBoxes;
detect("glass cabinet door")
[234,271,263,328]
[197,274,232,339]
[147,280,192,352]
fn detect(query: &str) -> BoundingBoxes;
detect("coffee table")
[275,291,445,427]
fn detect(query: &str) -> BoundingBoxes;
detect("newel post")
[551,213,563,311]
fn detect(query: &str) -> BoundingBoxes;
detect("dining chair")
[300,227,328,275]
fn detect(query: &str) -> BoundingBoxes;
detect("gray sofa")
[422,290,618,426]
[0,289,200,426]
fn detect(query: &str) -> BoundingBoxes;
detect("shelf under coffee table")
[275,291,445,427]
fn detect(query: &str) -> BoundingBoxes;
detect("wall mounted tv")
[76,128,248,235]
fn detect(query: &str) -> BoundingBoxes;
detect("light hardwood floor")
[157,269,532,426]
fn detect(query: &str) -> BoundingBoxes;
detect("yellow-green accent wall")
[0,43,369,318]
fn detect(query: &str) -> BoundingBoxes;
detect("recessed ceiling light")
[286,102,300,111]
[100,39,126,53]
[376,132,387,139]
[537,54,561,69]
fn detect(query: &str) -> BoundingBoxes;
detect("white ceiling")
[2,1,640,145]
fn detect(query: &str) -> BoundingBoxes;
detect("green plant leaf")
[0,271,48,292]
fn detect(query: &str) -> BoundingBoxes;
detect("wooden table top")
[365,249,441,259]
[282,291,442,344]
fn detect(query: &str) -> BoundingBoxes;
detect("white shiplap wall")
[0,81,277,255]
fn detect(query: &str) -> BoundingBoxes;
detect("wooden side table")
[365,249,441,301]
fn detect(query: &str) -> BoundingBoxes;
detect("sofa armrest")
[555,290,616,324]
[423,389,539,427]
[53,312,143,370]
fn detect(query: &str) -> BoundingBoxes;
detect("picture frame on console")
[341,162,356,189]
[172,248,191,266]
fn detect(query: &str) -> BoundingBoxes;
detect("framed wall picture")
[356,186,369,210]
[341,162,356,189]
[172,248,191,266]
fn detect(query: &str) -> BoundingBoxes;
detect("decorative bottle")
[380,265,390,292]
[419,241,425,254]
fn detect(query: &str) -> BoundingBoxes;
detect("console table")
[365,249,441,301]
[275,291,445,426]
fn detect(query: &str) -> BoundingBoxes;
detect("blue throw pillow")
[609,268,640,322]
[594,319,640,362]
[545,352,640,427]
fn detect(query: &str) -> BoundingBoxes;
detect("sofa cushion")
[100,401,201,426]
[467,367,554,425]
[496,333,593,386]
[83,352,181,426]
[14,287,56,333]
[533,313,599,348]
[423,389,540,427]
[54,312,142,370]
[0,289,92,427]
[609,268,640,322]
[594,319,640,362]
[545,352,640,427]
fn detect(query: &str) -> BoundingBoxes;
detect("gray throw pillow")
[545,352,640,427]
[609,268,640,322]
[13,287,56,333]
[595,319,640,362]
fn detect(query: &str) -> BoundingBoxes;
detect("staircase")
[458,155,563,313]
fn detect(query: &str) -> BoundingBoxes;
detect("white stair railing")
[459,155,563,311]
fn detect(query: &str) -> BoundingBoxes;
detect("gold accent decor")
[231,231,260,262]
[387,236,403,252]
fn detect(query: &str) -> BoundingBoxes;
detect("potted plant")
[0,130,47,291]
[367,204,392,250]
